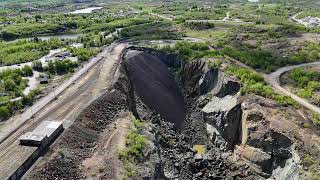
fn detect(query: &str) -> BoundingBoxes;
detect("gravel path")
[264,61,320,114]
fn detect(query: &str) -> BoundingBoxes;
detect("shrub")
[0,106,10,120]
[312,113,320,125]
[32,60,43,71]
[118,117,146,164]
[21,65,33,77]
[226,66,298,107]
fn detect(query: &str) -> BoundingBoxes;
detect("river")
[6,33,82,43]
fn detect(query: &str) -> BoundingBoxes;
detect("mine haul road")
[0,42,127,178]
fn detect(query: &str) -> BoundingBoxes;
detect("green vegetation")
[301,154,320,179]
[69,48,98,62]
[0,68,42,120]
[82,17,149,34]
[184,21,215,30]
[0,69,28,97]
[157,41,221,62]
[32,61,43,71]
[0,39,63,65]
[118,116,146,178]
[1,23,64,40]
[221,42,320,72]
[208,59,223,69]
[222,47,295,72]
[78,32,113,48]
[120,21,182,40]
[226,65,298,107]
[47,59,78,75]
[283,68,320,106]
[151,3,227,22]
[118,117,146,162]
[312,113,320,126]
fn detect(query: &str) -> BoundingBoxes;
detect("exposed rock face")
[239,97,296,177]
[215,77,240,98]
[27,47,320,180]
[123,50,186,129]
[241,146,272,172]
[198,68,218,95]
[202,95,242,151]
[126,46,181,68]
[182,59,240,97]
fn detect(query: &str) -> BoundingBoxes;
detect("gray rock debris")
[202,95,242,151]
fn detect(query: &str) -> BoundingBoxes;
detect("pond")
[69,7,103,14]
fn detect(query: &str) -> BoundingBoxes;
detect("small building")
[19,132,48,147]
[19,121,63,148]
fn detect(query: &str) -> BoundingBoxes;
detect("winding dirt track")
[264,61,320,114]
[0,42,127,179]
[232,57,320,114]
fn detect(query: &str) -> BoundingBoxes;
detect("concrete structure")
[19,132,47,147]
[20,121,63,148]
[0,121,64,180]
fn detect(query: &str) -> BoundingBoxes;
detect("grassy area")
[118,116,146,178]
[120,21,182,40]
[282,68,320,106]
[0,38,64,66]
[226,65,298,107]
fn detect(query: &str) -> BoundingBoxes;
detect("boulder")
[202,95,242,150]
[241,146,272,172]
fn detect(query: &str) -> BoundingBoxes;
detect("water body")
[248,0,259,2]
[32,33,82,41]
[6,33,82,43]
[69,7,103,14]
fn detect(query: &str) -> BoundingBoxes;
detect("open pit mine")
[2,44,319,180]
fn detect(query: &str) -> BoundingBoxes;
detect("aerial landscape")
[0,0,319,179]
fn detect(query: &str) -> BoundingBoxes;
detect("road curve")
[230,57,320,114]
[264,61,320,114]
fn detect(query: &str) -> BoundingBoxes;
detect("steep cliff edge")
[26,47,320,180]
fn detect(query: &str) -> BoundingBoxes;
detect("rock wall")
[202,95,242,151]
[123,50,186,129]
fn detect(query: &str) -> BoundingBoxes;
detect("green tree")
[0,106,10,120]
[47,61,55,74]
[4,79,16,91]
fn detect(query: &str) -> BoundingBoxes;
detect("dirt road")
[0,42,127,179]
[231,57,320,113]
[264,61,320,114]
[149,13,174,21]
